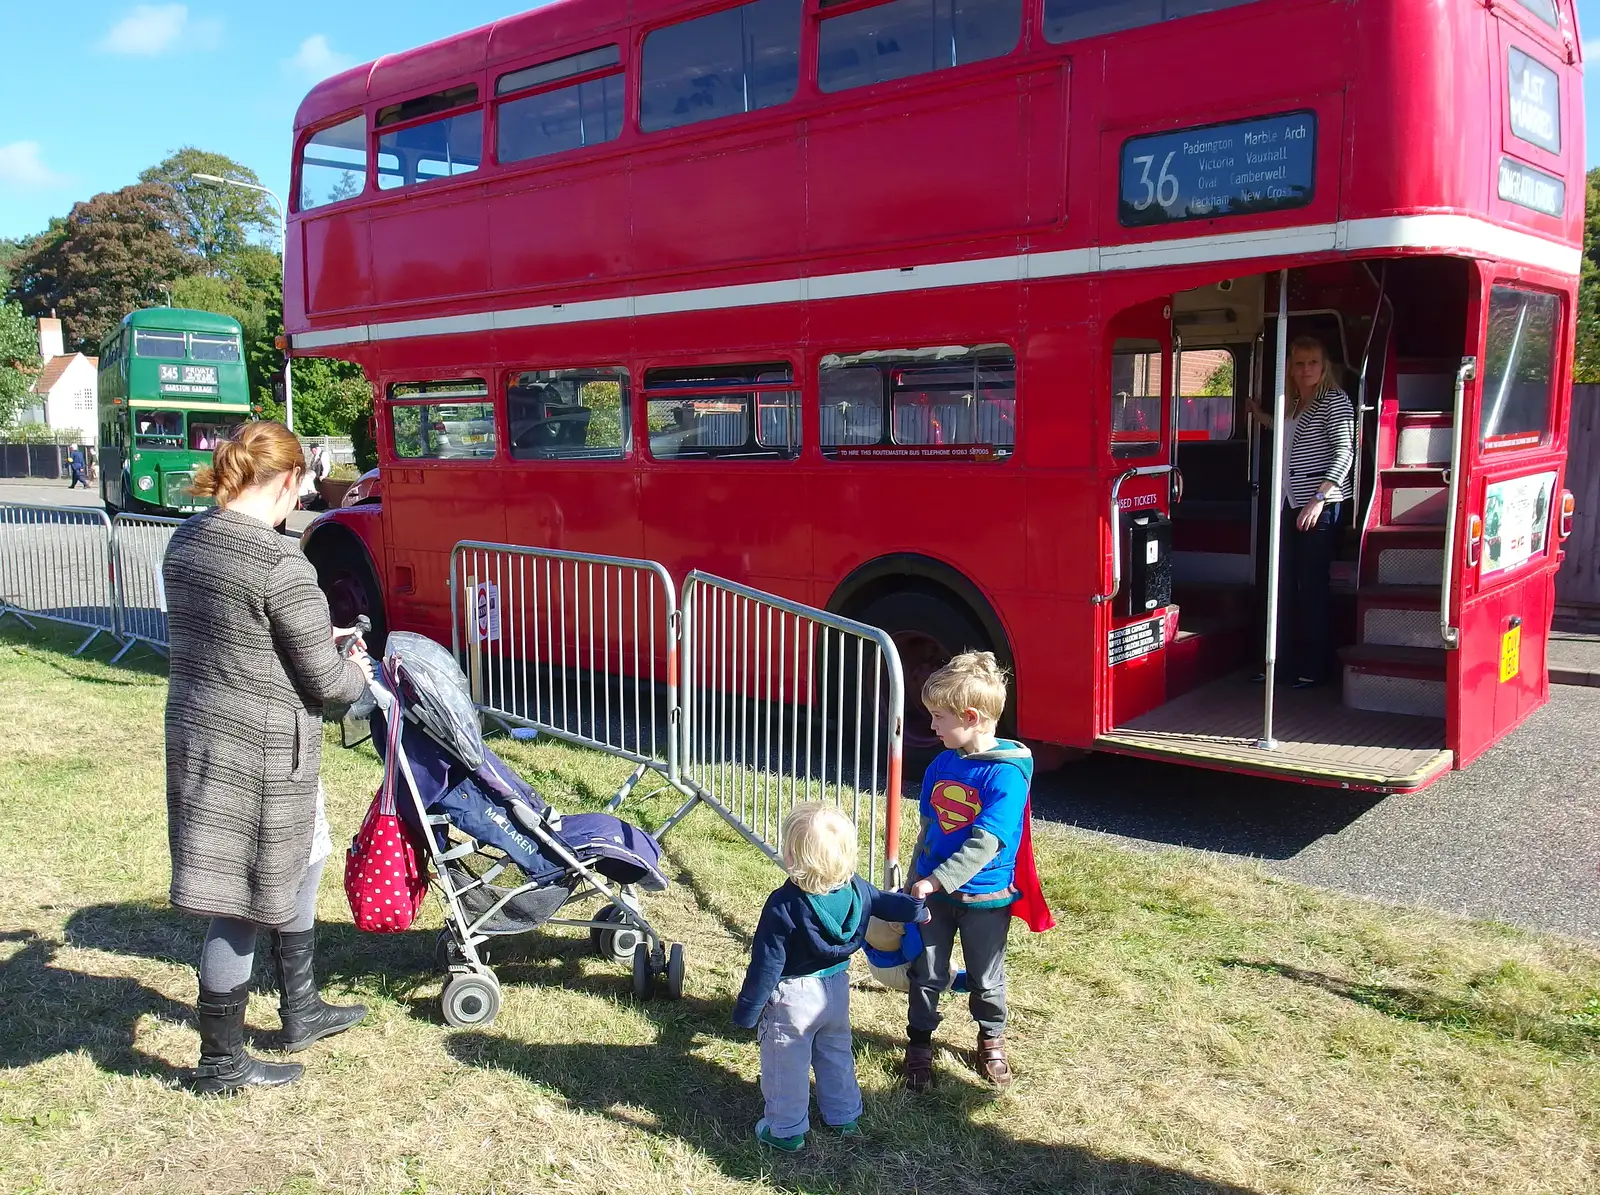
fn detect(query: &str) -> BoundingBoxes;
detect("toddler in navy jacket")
[732,803,926,1151]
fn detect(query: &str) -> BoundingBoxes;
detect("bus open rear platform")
[1095,675,1452,793]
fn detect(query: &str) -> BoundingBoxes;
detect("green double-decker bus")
[97,308,256,515]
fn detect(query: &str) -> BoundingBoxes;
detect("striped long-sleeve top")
[1280,387,1355,510]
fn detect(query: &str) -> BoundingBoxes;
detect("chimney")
[38,317,64,364]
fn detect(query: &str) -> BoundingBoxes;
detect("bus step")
[1339,643,1446,718]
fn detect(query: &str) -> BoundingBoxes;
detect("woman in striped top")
[1248,336,1356,687]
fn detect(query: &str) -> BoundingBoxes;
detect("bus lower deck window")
[820,345,1016,460]
[508,368,630,460]
[644,364,799,460]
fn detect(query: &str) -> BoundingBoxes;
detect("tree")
[0,300,41,427]
[285,357,373,438]
[7,184,194,352]
[1574,167,1600,383]
[140,149,277,264]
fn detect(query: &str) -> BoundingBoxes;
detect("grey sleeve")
[930,828,1002,894]
[264,555,366,714]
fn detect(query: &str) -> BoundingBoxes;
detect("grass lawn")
[0,621,1597,1194]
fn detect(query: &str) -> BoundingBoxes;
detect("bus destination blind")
[1119,111,1317,228]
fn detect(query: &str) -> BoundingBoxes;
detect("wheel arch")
[826,553,1015,672]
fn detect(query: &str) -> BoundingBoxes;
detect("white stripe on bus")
[290,214,1580,351]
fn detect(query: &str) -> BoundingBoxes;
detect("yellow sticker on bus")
[1499,625,1521,683]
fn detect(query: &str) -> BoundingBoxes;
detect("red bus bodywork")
[290,0,1585,791]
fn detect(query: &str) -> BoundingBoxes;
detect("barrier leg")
[0,606,37,631]
[73,627,107,656]
[604,762,651,813]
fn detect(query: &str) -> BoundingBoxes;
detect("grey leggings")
[198,859,325,992]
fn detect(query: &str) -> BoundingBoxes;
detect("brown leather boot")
[903,1042,935,1092]
[976,1032,1014,1087]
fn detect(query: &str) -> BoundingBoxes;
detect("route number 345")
[1131,152,1180,210]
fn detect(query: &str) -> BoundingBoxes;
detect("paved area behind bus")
[1034,682,1600,943]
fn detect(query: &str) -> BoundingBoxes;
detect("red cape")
[1011,797,1055,932]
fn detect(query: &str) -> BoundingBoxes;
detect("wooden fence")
[1557,384,1600,616]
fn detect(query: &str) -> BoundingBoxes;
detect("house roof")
[30,352,91,396]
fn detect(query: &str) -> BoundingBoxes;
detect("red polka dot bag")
[345,693,431,933]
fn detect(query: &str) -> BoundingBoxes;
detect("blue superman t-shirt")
[915,743,1032,895]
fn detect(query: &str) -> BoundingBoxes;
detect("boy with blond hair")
[904,651,1053,1091]
[733,803,926,1151]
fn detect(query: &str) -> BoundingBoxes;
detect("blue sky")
[1,0,1598,242]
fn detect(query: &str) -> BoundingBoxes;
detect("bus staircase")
[1338,358,1455,733]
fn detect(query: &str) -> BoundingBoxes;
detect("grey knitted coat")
[163,507,366,926]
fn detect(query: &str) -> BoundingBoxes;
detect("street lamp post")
[193,173,293,432]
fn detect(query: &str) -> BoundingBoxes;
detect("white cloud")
[0,142,68,192]
[100,5,190,55]
[285,35,356,83]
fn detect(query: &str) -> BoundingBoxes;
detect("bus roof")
[116,308,244,337]
[294,0,675,130]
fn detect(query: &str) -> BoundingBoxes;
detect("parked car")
[341,467,380,506]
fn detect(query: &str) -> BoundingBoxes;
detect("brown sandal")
[903,1043,935,1092]
[976,1034,1014,1087]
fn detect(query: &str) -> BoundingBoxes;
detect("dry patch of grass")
[0,623,1597,1194]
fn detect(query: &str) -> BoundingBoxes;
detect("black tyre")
[305,532,388,654]
[854,589,1010,777]
[665,943,685,1000]
[631,942,653,999]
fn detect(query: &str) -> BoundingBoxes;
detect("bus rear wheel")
[854,589,1005,777]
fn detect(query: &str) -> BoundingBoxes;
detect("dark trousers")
[68,466,86,489]
[907,898,1012,1038]
[1263,501,1340,682]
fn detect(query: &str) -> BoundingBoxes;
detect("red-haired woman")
[163,421,374,1094]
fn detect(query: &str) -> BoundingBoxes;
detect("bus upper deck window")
[189,333,241,363]
[375,85,482,191]
[134,330,186,358]
[299,115,367,211]
[498,46,625,164]
[1480,286,1558,451]
[1043,0,1258,45]
[817,0,1021,93]
[1513,0,1558,28]
[639,0,801,133]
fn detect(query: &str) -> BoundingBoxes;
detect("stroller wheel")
[665,943,685,1000]
[442,971,502,1028]
[631,943,652,999]
[592,900,645,964]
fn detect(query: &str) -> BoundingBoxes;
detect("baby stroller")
[358,630,684,1027]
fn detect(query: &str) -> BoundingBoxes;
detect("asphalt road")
[1033,683,1600,943]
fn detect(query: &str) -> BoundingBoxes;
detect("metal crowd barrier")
[450,541,683,808]
[0,503,117,654]
[672,572,905,887]
[110,513,184,660]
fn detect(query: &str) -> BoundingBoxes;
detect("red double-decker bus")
[290,0,1584,791]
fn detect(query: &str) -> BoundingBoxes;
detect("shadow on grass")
[446,999,1261,1195]
[0,619,168,682]
[1223,959,1599,1057]
[0,927,186,1082]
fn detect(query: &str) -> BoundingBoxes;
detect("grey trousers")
[198,859,326,992]
[907,898,1011,1037]
[756,970,862,1138]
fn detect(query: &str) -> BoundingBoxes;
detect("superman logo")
[930,780,983,833]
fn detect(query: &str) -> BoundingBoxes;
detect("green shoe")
[827,1120,862,1137]
[755,1120,805,1152]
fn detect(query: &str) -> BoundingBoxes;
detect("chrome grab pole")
[1439,356,1478,649]
[1094,464,1177,606]
[1248,330,1265,580]
[1259,268,1290,750]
